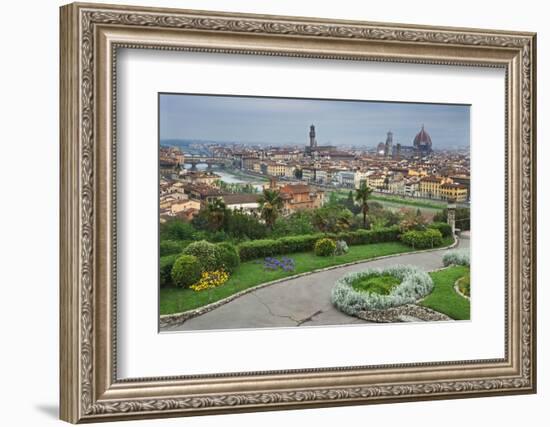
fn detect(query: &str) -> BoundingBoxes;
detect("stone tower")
[309,124,317,149]
[385,131,393,158]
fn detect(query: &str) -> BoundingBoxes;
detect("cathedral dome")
[413,125,432,150]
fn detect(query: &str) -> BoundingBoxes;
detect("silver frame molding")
[60,2,537,423]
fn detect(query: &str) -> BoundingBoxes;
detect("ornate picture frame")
[60,2,536,423]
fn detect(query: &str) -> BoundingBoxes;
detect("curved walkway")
[164,235,470,332]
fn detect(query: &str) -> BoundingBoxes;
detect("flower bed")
[262,257,295,272]
[331,265,433,315]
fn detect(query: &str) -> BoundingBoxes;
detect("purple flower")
[263,256,295,272]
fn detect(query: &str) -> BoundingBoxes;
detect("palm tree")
[258,188,283,229]
[205,198,227,231]
[355,183,373,229]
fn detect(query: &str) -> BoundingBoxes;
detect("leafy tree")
[398,209,428,232]
[225,210,268,240]
[205,198,227,231]
[326,191,340,207]
[312,206,353,233]
[160,219,195,241]
[355,183,374,229]
[272,210,315,237]
[294,168,303,179]
[342,190,362,215]
[258,188,283,230]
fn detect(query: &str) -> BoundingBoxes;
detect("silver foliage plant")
[442,249,470,267]
[335,240,349,256]
[331,265,434,314]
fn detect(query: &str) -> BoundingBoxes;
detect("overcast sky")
[160,93,470,149]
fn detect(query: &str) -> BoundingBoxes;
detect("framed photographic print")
[60,2,537,423]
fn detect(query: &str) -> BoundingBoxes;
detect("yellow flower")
[190,269,230,292]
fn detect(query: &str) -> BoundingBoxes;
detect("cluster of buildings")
[159,150,325,223]
[159,123,469,223]
[223,124,468,198]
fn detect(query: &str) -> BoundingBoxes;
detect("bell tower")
[309,124,317,148]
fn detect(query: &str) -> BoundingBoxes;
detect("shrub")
[159,240,186,257]
[159,254,178,287]
[428,222,453,238]
[171,254,201,288]
[442,249,470,266]
[334,240,349,256]
[401,228,443,249]
[216,242,240,273]
[331,265,434,314]
[182,240,223,272]
[314,238,337,256]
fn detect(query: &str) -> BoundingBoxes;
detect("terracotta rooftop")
[279,184,313,194]
[222,194,261,205]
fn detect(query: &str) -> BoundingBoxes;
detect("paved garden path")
[164,235,470,332]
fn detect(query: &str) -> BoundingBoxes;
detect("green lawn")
[160,237,452,315]
[330,190,445,210]
[421,265,470,320]
[369,194,446,210]
[351,273,400,295]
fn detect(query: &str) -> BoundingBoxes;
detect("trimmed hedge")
[401,228,443,249]
[428,222,452,238]
[314,238,336,257]
[237,226,401,261]
[159,254,178,287]
[171,254,202,288]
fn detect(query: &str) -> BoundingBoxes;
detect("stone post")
[447,198,456,235]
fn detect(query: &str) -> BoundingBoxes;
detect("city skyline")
[160,93,470,149]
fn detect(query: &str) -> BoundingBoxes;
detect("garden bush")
[216,242,240,273]
[331,265,434,314]
[182,240,223,272]
[442,249,470,266]
[159,239,187,257]
[401,228,443,249]
[159,254,178,287]
[428,222,453,238]
[314,238,337,257]
[335,240,349,256]
[171,254,202,288]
